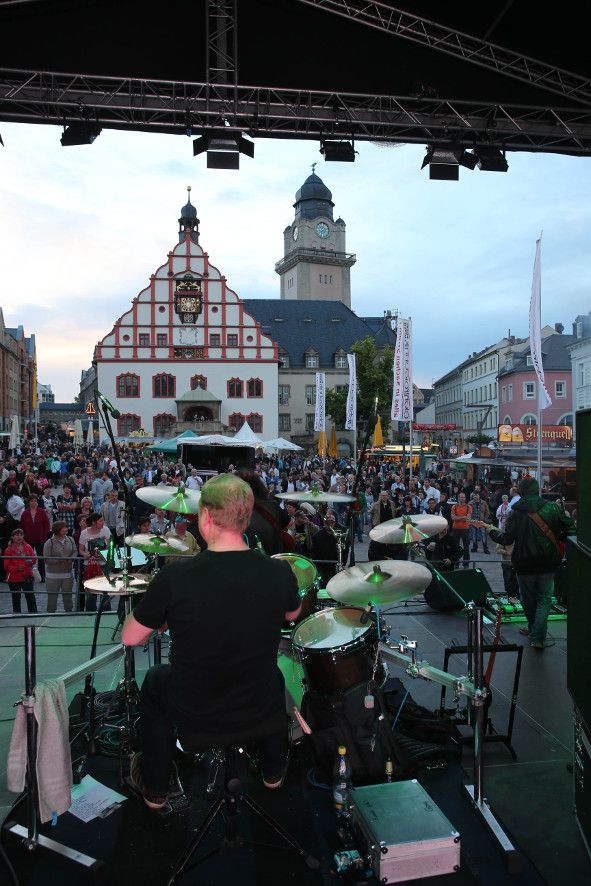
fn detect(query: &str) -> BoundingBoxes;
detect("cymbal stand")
[333,529,348,572]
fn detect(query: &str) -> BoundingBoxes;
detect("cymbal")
[276,490,357,503]
[84,574,149,595]
[271,552,318,596]
[135,484,201,514]
[125,533,190,555]
[326,560,432,606]
[369,514,449,545]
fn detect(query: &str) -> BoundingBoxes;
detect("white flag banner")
[528,238,552,411]
[345,353,357,430]
[314,372,326,432]
[391,317,414,422]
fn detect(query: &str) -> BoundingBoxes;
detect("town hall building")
[93,189,279,440]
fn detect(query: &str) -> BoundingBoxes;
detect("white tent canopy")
[182,434,254,447]
[261,437,304,452]
[233,421,263,444]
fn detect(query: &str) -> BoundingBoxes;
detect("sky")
[1,121,590,401]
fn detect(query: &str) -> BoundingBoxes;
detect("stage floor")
[0,549,588,885]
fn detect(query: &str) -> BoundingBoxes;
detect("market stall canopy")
[261,437,304,452]
[232,422,263,445]
[148,429,198,454]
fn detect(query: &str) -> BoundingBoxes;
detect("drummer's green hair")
[199,474,254,533]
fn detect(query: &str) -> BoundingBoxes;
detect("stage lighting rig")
[320,139,356,162]
[192,130,254,169]
[60,121,102,146]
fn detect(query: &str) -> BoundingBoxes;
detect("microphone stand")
[347,397,379,567]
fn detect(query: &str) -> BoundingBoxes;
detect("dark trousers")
[452,529,471,565]
[9,579,37,613]
[139,664,289,796]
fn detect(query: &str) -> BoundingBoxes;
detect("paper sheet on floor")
[68,774,127,822]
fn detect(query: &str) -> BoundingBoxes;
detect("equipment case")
[350,779,460,883]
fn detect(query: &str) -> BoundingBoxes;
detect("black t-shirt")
[133,549,300,733]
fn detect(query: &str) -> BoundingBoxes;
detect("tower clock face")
[316,222,330,238]
[292,226,299,241]
[174,277,203,324]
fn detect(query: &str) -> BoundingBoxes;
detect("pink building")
[498,331,574,430]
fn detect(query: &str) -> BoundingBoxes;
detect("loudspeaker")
[424,567,491,612]
[567,538,591,727]
[576,409,591,552]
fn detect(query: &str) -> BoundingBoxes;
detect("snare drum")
[272,553,319,632]
[292,606,380,695]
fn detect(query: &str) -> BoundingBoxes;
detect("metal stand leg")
[463,607,522,872]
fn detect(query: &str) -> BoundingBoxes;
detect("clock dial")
[292,226,299,241]
[316,222,329,238]
[179,296,198,312]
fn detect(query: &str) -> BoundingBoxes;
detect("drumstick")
[293,706,312,735]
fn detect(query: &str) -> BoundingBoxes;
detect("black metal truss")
[2,69,591,154]
[206,0,238,88]
[293,0,591,108]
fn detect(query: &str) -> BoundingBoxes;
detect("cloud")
[1,124,591,401]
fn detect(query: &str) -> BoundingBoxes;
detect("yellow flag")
[373,415,383,447]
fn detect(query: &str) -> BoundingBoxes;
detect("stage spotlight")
[475,146,508,172]
[192,130,254,169]
[60,122,102,146]
[421,146,459,181]
[320,140,356,162]
[457,148,478,170]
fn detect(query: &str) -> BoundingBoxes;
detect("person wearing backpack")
[477,477,575,649]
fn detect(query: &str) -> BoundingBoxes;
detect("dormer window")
[305,349,319,369]
[335,349,347,369]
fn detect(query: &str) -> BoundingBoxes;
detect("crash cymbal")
[276,490,356,503]
[271,552,318,596]
[125,533,190,555]
[369,514,449,545]
[135,483,201,514]
[326,560,432,606]
[83,574,149,595]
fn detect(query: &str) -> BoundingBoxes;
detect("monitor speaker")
[576,409,591,551]
[424,567,491,611]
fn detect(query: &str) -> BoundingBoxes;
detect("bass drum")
[292,606,383,695]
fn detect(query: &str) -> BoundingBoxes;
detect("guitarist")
[475,477,575,650]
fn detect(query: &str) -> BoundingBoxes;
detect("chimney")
[555,322,564,334]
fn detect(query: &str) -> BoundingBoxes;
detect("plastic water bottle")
[333,745,353,818]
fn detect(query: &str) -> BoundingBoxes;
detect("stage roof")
[1,1,591,154]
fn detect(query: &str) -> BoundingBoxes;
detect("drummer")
[121,474,301,810]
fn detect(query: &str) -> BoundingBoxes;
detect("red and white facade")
[94,199,279,439]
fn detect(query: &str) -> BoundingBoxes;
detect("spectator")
[4,527,37,613]
[20,494,51,582]
[44,521,77,613]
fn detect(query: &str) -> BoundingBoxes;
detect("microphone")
[95,390,121,419]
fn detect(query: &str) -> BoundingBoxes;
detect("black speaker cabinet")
[567,539,591,727]
[424,567,491,611]
[575,709,591,858]
[576,408,591,552]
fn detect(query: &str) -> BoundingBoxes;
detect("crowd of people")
[0,436,574,623]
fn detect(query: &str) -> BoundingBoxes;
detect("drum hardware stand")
[379,607,522,871]
[333,529,349,573]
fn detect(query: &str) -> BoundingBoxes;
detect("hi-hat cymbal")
[326,560,432,606]
[271,553,318,596]
[135,484,201,514]
[276,490,357,503]
[125,533,190,555]
[84,574,149,595]
[369,514,449,545]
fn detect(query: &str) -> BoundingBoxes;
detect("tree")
[325,337,394,443]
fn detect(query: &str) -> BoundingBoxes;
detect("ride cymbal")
[276,490,356,503]
[326,560,432,606]
[125,533,190,555]
[135,484,201,514]
[369,514,448,545]
[83,574,149,595]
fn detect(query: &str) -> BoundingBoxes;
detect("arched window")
[503,415,512,425]
[116,373,140,398]
[190,374,208,391]
[153,373,176,398]
[153,414,176,436]
[247,378,263,398]
[520,414,537,425]
[117,414,141,436]
[247,413,263,434]
[228,412,244,432]
[557,413,573,426]
[227,378,243,398]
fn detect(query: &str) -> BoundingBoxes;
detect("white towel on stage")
[7,678,72,823]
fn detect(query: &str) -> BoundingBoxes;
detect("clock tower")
[275,168,356,307]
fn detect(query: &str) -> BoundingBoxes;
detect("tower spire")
[178,185,199,244]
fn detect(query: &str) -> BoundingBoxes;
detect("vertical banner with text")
[314,372,326,432]
[391,317,414,423]
[528,238,552,411]
[345,353,357,430]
